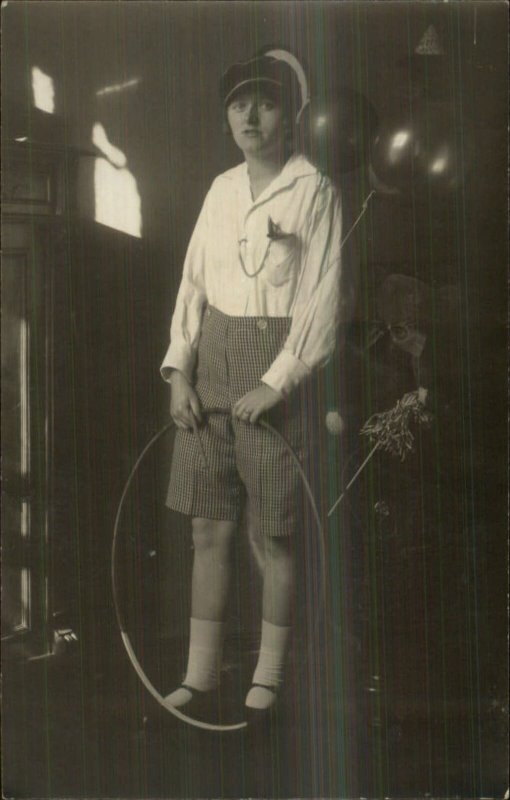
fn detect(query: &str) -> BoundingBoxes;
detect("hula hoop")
[111,408,325,732]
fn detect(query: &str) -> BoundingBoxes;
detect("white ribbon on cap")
[264,48,310,124]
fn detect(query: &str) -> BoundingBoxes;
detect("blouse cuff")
[261,350,311,396]
[160,342,195,384]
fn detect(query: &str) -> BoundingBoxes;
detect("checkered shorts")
[166,306,306,537]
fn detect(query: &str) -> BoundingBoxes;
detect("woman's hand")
[233,384,283,424]
[169,371,202,430]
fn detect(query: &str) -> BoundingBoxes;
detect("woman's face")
[226,88,286,159]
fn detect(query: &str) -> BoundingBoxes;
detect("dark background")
[1,2,507,798]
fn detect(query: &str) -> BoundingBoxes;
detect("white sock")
[245,620,291,710]
[164,617,224,708]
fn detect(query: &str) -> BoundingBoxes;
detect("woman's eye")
[260,101,274,111]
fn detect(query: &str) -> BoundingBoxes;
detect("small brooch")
[267,216,292,240]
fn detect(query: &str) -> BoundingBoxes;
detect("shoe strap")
[251,683,279,695]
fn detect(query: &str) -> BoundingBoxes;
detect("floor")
[3,527,507,800]
[2,429,508,798]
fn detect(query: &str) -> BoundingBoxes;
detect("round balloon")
[306,88,378,178]
[370,101,474,198]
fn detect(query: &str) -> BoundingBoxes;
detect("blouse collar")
[236,152,319,210]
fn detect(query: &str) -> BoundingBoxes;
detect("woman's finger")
[232,402,244,419]
[173,405,194,429]
[181,408,196,428]
[174,409,190,429]
[172,413,187,430]
[189,394,203,424]
[238,407,252,421]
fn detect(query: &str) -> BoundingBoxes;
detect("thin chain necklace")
[238,236,272,278]
[238,162,282,279]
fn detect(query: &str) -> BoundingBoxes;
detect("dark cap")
[220,53,298,107]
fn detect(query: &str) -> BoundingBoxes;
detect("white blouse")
[161,153,352,397]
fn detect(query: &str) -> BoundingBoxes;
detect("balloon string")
[326,188,377,519]
[340,189,376,251]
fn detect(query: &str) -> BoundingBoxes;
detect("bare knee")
[261,537,294,582]
[191,517,236,553]
[263,536,293,563]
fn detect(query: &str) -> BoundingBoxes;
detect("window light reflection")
[92,123,142,239]
[96,78,141,97]
[31,67,55,114]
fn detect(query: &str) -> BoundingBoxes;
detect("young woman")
[160,50,349,717]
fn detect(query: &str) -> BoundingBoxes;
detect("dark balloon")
[370,101,474,197]
[306,88,378,178]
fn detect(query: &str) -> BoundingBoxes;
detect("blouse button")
[257,320,268,331]
[206,308,211,317]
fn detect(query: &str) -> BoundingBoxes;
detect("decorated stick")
[327,387,432,517]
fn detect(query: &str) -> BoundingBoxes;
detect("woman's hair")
[222,82,296,137]
[220,48,308,123]
[220,51,307,152]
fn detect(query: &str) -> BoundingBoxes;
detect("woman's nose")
[247,103,259,123]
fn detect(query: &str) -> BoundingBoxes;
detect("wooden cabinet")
[2,141,69,657]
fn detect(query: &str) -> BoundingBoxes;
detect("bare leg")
[261,536,295,627]
[245,536,295,710]
[190,517,237,620]
[164,517,236,708]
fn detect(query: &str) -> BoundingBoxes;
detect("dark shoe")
[244,683,280,724]
[163,684,221,722]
